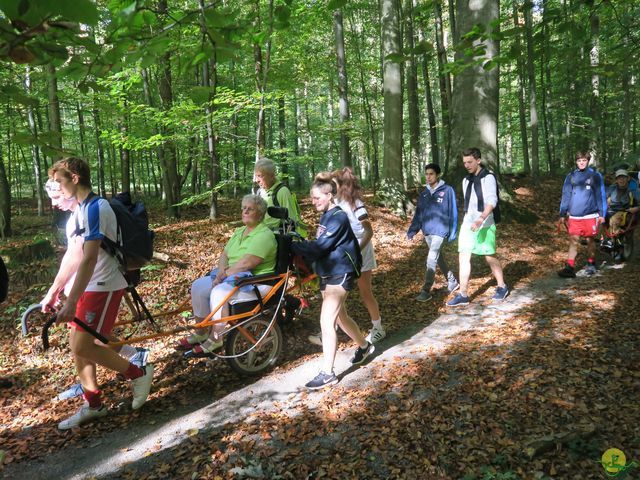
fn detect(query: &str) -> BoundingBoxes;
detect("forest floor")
[0,176,639,480]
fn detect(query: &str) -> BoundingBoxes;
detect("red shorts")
[70,290,125,335]
[567,217,599,237]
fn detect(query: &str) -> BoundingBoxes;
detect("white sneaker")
[365,326,386,343]
[131,364,154,410]
[58,403,107,430]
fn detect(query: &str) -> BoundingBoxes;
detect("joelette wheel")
[224,316,283,376]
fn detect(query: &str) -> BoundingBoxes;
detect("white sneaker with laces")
[365,326,386,343]
[131,363,154,410]
[58,403,107,430]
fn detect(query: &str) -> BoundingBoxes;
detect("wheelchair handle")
[21,303,43,336]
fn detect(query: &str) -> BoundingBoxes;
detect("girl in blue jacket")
[407,163,459,302]
[292,173,374,389]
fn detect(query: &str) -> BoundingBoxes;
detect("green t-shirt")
[261,181,306,236]
[224,223,277,275]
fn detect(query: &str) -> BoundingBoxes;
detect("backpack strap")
[271,182,284,208]
[72,192,99,237]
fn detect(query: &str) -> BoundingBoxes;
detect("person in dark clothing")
[558,151,607,277]
[407,163,459,302]
[292,173,374,390]
[606,169,640,236]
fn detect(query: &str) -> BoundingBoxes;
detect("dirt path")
[3,262,605,480]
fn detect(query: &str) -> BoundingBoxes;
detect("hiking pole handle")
[41,314,58,351]
[21,303,42,336]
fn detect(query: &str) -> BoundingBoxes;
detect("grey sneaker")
[305,371,338,390]
[129,347,149,368]
[415,290,433,302]
[447,277,460,293]
[58,403,107,430]
[131,364,154,410]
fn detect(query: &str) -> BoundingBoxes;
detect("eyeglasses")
[45,179,61,199]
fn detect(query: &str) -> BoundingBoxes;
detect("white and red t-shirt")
[74,195,127,292]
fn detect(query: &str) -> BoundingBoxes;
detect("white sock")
[119,344,137,359]
[371,319,382,330]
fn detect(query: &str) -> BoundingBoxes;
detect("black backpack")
[76,192,154,271]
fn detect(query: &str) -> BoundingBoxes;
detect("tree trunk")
[0,144,11,237]
[450,0,500,181]
[540,0,554,172]
[589,4,601,168]
[381,0,403,185]
[47,64,63,158]
[334,8,352,167]
[253,0,274,160]
[512,3,530,174]
[25,67,44,215]
[119,115,131,193]
[348,12,379,187]
[200,0,220,219]
[278,95,288,181]
[158,1,180,217]
[524,0,539,179]
[434,0,452,171]
[404,0,420,186]
[378,0,407,213]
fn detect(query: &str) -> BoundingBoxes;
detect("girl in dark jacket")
[292,173,374,389]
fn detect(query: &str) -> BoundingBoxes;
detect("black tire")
[224,316,283,376]
[623,233,634,260]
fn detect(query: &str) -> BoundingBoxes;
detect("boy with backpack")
[558,151,607,277]
[447,147,509,307]
[47,157,154,429]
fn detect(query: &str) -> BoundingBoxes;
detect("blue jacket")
[291,206,361,277]
[407,182,458,241]
[559,168,607,218]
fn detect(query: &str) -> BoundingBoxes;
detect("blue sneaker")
[57,383,84,401]
[447,293,470,307]
[492,285,509,301]
[584,264,597,276]
[129,347,149,368]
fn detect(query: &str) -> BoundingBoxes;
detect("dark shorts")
[319,273,357,292]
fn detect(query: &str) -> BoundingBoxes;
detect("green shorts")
[458,224,497,255]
